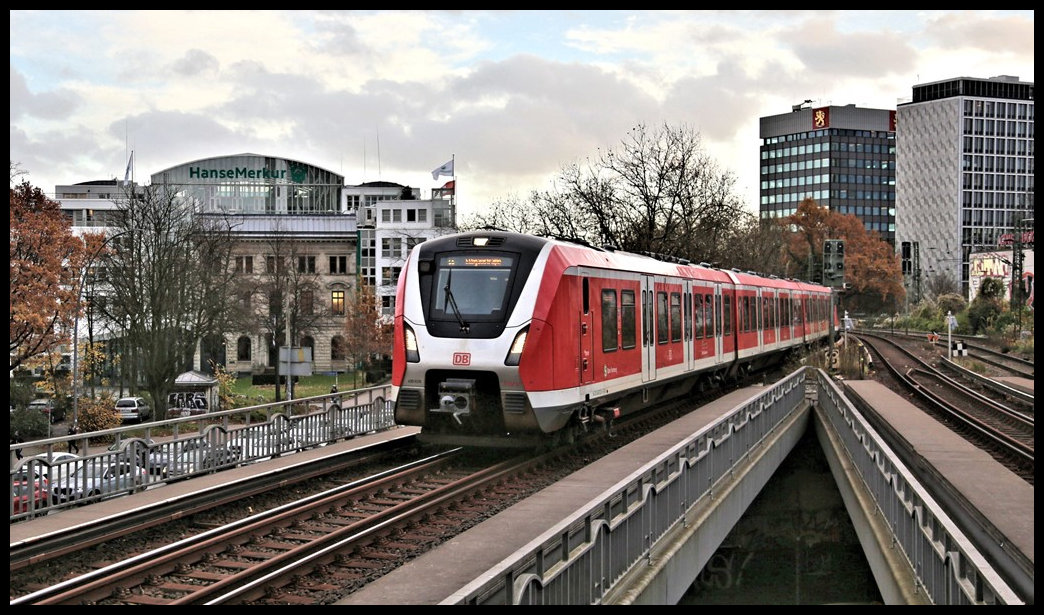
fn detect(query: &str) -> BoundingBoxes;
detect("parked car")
[146,438,224,478]
[227,429,297,462]
[108,438,156,468]
[114,397,151,422]
[12,472,48,514]
[167,443,241,477]
[28,398,66,423]
[50,459,147,504]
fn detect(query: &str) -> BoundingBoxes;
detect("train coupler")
[593,406,621,437]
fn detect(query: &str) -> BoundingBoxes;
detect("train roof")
[443,230,831,293]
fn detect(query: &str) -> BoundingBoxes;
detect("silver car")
[49,459,147,504]
[114,397,151,422]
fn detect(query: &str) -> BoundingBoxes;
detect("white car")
[115,397,151,422]
[23,452,83,482]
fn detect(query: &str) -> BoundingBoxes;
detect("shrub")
[76,396,123,434]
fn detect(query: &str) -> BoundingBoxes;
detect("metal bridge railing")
[10,384,395,522]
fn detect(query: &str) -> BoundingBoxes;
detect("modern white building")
[56,153,458,377]
[895,75,1034,298]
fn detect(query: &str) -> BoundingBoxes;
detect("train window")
[601,289,618,352]
[764,297,772,329]
[642,290,652,347]
[583,278,590,315]
[670,292,682,342]
[713,294,721,337]
[621,290,636,349]
[693,294,704,339]
[739,296,747,332]
[657,291,669,344]
[722,294,732,335]
[432,254,514,320]
[706,294,714,337]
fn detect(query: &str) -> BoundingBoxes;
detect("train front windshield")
[432,254,514,321]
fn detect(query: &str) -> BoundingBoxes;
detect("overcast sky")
[9,10,1034,220]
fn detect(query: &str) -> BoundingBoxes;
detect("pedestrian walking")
[67,421,80,454]
[12,430,24,459]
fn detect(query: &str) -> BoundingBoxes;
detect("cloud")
[787,17,917,78]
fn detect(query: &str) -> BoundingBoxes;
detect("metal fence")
[10,384,395,522]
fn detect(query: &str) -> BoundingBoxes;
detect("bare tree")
[491,123,749,265]
[924,270,961,300]
[236,226,326,401]
[101,184,241,420]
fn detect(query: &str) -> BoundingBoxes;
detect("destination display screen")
[442,255,512,268]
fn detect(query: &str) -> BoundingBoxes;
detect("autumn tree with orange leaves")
[10,179,102,371]
[781,198,905,312]
[342,282,392,389]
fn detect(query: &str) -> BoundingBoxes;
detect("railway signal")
[823,239,845,288]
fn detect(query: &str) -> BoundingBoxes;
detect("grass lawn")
[229,371,378,406]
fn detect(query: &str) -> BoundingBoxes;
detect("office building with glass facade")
[759,104,897,245]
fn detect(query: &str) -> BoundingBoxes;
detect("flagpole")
[451,154,456,227]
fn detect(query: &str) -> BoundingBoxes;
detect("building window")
[237,336,251,361]
[331,290,345,315]
[300,290,314,316]
[235,256,253,274]
[382,266,402,285]
[329,255,348,274]
[406,237,425,253]
[331,335,346,361]
[381,238,402,258]
[298,256,315,273]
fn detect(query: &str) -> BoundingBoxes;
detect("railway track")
[853,332,1033,483]
[881,329,1034,379]
[11,372,751,605]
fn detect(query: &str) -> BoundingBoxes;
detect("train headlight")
[404,324,420,362]
[504,326,529,366]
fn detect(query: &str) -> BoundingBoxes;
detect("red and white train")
[391,231,837,447]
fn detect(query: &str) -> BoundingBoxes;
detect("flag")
[441,180,455,195]
[123,151,134,185]
[432,159,454,180]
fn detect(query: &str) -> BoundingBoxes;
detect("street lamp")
[71,229,132,424]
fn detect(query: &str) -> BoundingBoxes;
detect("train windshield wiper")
[444,270,470,333]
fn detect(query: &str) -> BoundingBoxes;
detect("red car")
[12,471,48,515]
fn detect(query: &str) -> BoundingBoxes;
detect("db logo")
[452,353,471,366]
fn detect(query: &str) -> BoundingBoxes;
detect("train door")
[756,289,763,351]
[641,275,656,382]
[579,276,595,385]
[713,283,725,365]
[685,280,695,371]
